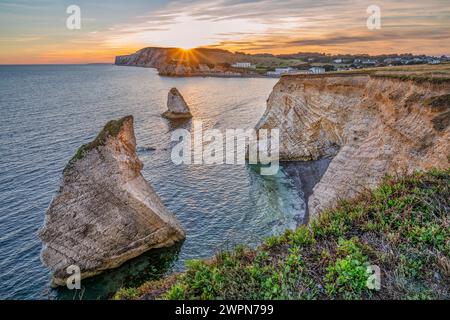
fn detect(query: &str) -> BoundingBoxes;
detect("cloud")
[0,36,43,42]
[94,0,449,54]
[287,28,450,47]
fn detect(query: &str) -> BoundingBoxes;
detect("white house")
[232,62,253,68]
[334,59,343,64]
[309,67,325,74]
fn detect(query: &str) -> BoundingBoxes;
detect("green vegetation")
[339,62,450,74]
[370,74,450,84]
[65,115,133,170]
[115,169,450,300]
[324,238,371,299]
[336,63,450,84]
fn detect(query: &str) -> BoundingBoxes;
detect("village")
[228,53,450,77]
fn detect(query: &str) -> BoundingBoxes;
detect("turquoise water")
[0,65,311,299]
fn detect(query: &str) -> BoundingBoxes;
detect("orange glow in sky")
[0,0,449,64]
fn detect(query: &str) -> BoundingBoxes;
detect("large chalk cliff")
[256,74,450,218]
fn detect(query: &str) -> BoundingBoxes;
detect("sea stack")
[162,88,193,119]
[39,115,185,286]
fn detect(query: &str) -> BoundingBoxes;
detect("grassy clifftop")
[115,168,449,300]
[341,63,450,84]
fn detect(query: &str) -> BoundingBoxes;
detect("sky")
[0,0,449,64]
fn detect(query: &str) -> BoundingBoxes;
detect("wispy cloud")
[94,0,450,54]
[0,36,43,42]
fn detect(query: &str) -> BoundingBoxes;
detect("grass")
[65,115,133,170]
[370,74,450,84]
[115,168,450,300]
[282,64,450,86]
[338,63,450,74]
[333,63,450,84]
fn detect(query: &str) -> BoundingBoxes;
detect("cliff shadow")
[281,158,332,224]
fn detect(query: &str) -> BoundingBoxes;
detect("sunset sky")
[1,0,449,64]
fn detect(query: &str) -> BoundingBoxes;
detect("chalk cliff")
[115,47,176,70]
[39,116,185,286]
[162,88,193,119]
[256,73,450,218]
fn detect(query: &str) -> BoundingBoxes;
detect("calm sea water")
[0,65,316,300]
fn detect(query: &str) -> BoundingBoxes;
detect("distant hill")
[114,47,303,76]
[115,47,449,77]
[116,47,262,66]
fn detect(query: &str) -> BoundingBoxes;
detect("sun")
[180,47,194,51]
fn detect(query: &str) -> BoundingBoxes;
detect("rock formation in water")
[256,73,450,218]
[39,115,185,286]
[162,88,193,119]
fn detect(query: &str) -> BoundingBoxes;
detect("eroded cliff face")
[256,74,450,218]
[40,116,185,286]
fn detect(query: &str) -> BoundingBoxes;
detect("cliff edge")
[256,73,450,218]
[39,116,185,286]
